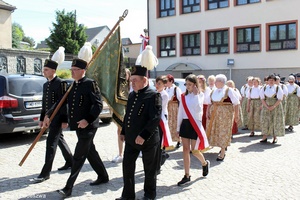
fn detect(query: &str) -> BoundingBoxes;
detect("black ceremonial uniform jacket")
[40,76,68,126]
[67,76,102,131]
[121,86,162,148]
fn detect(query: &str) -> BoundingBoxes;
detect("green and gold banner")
[86,26,128,126]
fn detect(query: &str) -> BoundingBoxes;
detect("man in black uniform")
[50,56,109,197]
[116,46,162,200]
[32,56,73,183]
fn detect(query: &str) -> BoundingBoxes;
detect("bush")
[56,69,71,79]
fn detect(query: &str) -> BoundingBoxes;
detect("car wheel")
[101,118,112,124]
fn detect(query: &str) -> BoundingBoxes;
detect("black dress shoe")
[90,177,109,186]
[115,197,135,200]
[260,138,268,143]
[32,176,50,183]
[175,142,181,148]
[57,187,72,197]
[139,197,154,200]
[272,138,278,144]
[58,163,72,171]
[216,154,226,161]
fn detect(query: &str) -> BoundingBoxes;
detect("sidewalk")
[0,122,300,199]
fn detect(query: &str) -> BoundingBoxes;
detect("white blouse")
[177,92,204,131]
[159,89,169,117]
[240,84,251,97]
[208,86,239,106]
[233,88,242,102]
[247,86,262,99]
[259,85,284,100]
[165,84,182,102]
[286,83,300,97]
[203,87,212,105]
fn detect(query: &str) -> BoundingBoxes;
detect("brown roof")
[0,0,16,11]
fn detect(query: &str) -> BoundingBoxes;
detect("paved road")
[0,122,300,200]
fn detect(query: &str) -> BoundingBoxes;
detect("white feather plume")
[51,46,65,65]
[136,45,159,70]
[78,42,92,63]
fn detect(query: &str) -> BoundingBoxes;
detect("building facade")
[0,0,16,49]
[148,0,300,88]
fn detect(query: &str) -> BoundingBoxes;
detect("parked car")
[0,73,46,134]
[64,79,112,124]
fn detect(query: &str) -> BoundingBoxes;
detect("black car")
[0,73,47,134]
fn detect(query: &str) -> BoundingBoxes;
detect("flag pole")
[89,9,128,65]
[19,84,73,166]
[19,9,129,166]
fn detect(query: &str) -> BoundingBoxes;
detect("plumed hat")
[72,42,93,69]
[44,46,65,70]
[132,45,158,76]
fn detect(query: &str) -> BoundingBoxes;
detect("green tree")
[12,23,36,49]
[46,10,87,54]
[23,36,36,48]
[12,23,24,48]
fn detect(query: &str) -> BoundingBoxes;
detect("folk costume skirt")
[247,99,262,130]
[285,94,300,126]
[167,100,180,142]
[241,97,248,127]
[207,103,234,148]
[261,98,285,137]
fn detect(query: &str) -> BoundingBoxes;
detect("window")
[159,0,175,17]
[207,30,229,54]
[207,0,229,10]
[182,0,200,14]
[236,26,260,52]
[268,22,297,50]
[236,0,260,5]
[159,36,176,57]
[182,33,200,56]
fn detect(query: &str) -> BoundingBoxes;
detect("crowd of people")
[32,42,300,199]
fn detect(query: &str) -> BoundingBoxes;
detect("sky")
[6,0,148,45]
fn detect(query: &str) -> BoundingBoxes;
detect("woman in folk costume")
[240,76,253,130]
[247,77,262,137]
[226,80,242,135]
[197,75,211,130]
[259,74,285,144]
[176,74,210,186]
[285,75,300,132]
[275,75,288,115]
[206,74,239,161]
[165,74,182,148]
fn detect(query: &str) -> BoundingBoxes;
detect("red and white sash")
[181,94,209,150]
[159,115,173,147]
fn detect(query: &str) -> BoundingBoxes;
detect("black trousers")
[121,141,160,199]
[66,128,108,188]
[40,126,73,177]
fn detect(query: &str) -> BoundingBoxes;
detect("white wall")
[148,0,300,72]
[0,9,12,48]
